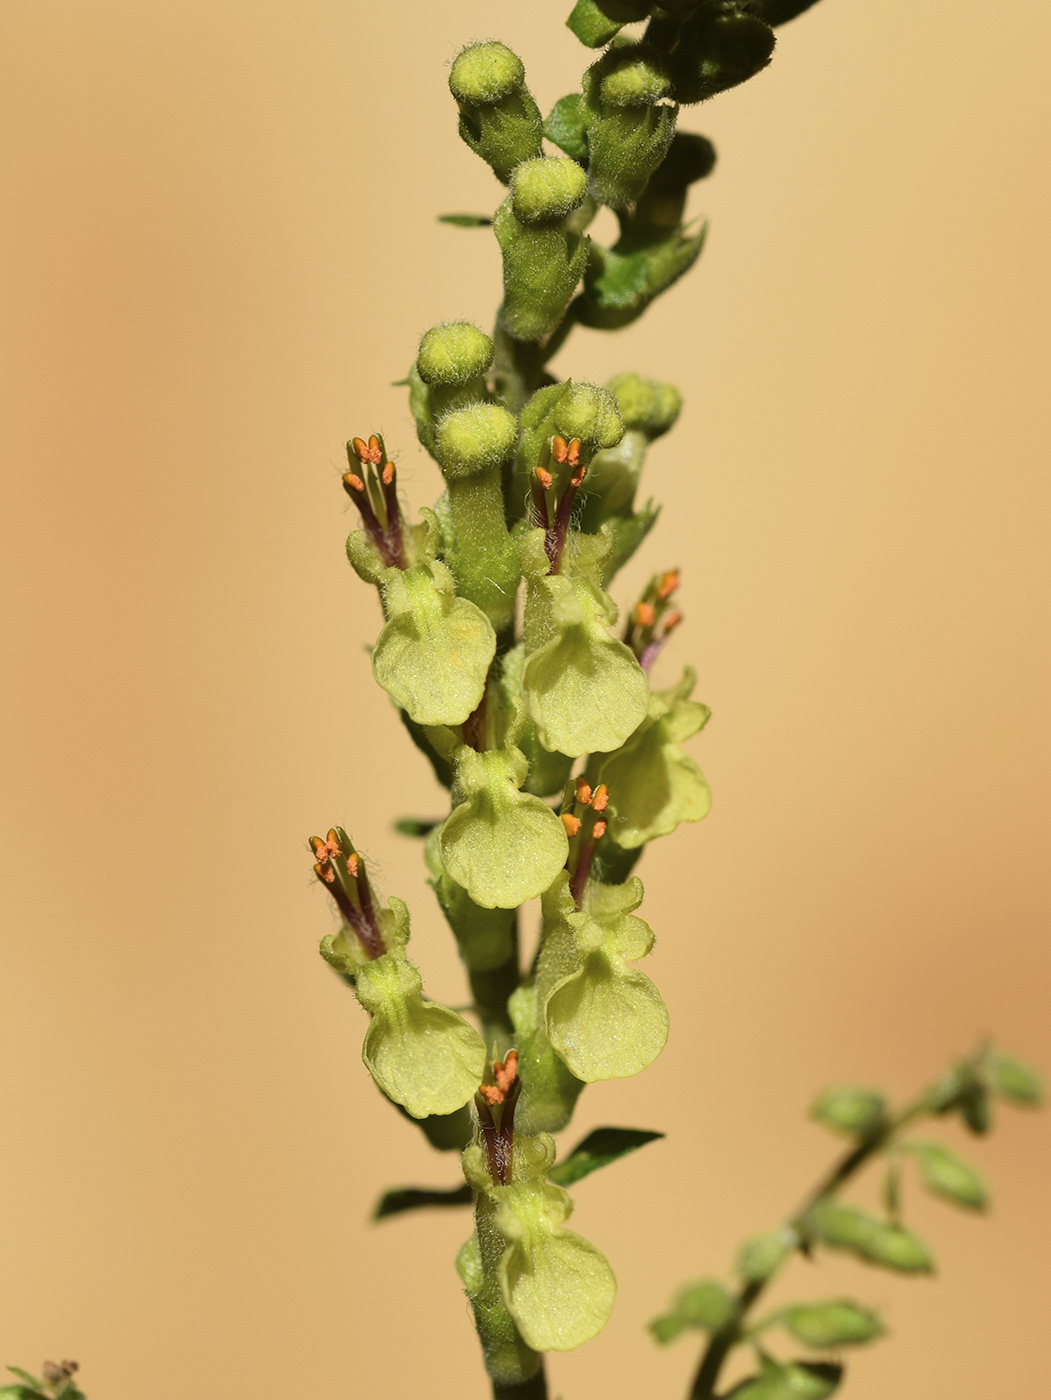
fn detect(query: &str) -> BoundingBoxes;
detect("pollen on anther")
[351,437,369,462]
[562,812,582,837]
[551,435,568,464]
[663,610,683,634]
[575,778,592,806]
[343,472,366,493]
[314,862,335,884]
[634,602,656,628]
[591,784,609,814]
[382,463,395,485]
[347,852,360,879]
[570,463,587,487]
[658,569,680,599]
[565,437,582,467]
[592,820,607,840]
[535,466,553,490]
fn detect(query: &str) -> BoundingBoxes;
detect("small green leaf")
[778,1300,884,1348]
[810,1202,934,1273]
[989,1053,1044,1106]
[905,1140,989,1211]
[373,1182,473,1220]
[438,213,493,227]
[394,817,439,838]
[549,1126,664,1187]
[567,0,625,48]
[649,1280,734,1344]
[810,1087,886,1137]
[545,94,589,164]
[725,1358,843,1398]
[4,1376,43,1393]
[736,1229,795,1283]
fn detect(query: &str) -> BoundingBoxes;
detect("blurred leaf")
[959,1079,993,1135]
[810,1087,886,1137]
[4,1376,43,1392]
[649,1279,734,1344]
[437,213,492,228]
[724,1358,843,1398]
[778,1300,884,1347]
[905,1140,989,1211]
[372,1183,472,1220]
[0,1388,49,1400]
[549,1126,664,1187]
[989,1053,1044,1106]
[393,817,439,838]
[881,1155,902,1222]
[736,1229,795,1283]
[810,1202,934,1273]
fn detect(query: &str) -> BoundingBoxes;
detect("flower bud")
[372,559,497,727]
[449,42,544,184]
[417,320,494,387]
[512,379,623,519]
[578,373,681,531]
[511,156,589,224]
[494,195,590,342]
[664,5,776,106]
[583,45,677,209]
[436,402,518,480]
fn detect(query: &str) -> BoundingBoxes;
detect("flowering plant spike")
[293,5,1045,1400]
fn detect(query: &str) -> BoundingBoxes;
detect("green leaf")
[989,1052,1044,1106]
[778,1300,884,1348]
[725,1359,843,1399]
[809,1202,934,1274]
[810,1086,886,1136]
[394,817,439,838]
[649,1279,734,1344]
[438,213,493,227]
[0,1388,49,1400]
[905,1140,989,1211]
[736,1229,795,1283]
[549,1126,664,1186]
[373,1182,473,1220]
[4,1376,43,1393]
[545,94,589,164]
[567,0,625,48]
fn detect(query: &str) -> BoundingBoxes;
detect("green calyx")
[449,42,543,184]
[462,1132,617,1353]
[372,559,496,727]
[439,743,570,909]
[494,193,591,343]
[582,45,678,209]
[417,321,494,387]
[324,897,487,1119]
[591,666,711,849]
[520,528,650,757]
[537,872,669,1082]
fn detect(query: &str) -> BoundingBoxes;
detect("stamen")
[551,435,568,465]
[562,812,582,837]
[575,778,593,806]
[634,601,656,628]
[343,472,366,493]
[592,784,609,813]
[535,466,553,491]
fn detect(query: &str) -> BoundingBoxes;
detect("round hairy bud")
[510,157,589,224]
[437,403,519,479]
[551,382,623,451]
[606,372,682,439]
[416,322,493,387]
[449,41,525,105]
[598,49,671,108]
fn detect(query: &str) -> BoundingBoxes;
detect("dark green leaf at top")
[394,817,440,838]
[549,1126,664,1186]
[372,1182,473,1221]
[438,213,493,228]
[905,1140,989,1211]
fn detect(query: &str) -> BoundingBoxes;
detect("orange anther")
[565,438,581,467]
[347,852,360,879]
[314,862,335,884]
[562,812,582,837]
[382,462,394,485]
[494,1049,519,1095]
[367,433,382,458]
[535,466,553,490]
[343,472,366,493]
[591,784,609,813]
[551,435,568,464]
[312,833,341,863]
[663,610,683,634]
[575,777,593,806]
[658,569,680,600]
[570,462,587,487]
[351,437,369,462]
[592,820,607,840]
[478,1084,503,1106]
[634,601,656,628]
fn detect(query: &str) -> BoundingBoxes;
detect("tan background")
[2,1,1049,1396]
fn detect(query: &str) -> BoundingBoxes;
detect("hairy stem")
[493,1360,548,1400]
[687,1092,933,1399]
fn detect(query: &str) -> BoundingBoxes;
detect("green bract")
[439,743,569,908]
[372,559,496,726]
[520,528,649,757]
[593,667,711,848]
[462,1133,617,1354]
[537,872,668,1082]
[322,898,486,1119]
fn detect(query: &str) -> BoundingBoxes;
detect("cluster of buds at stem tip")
[624,568,682,673]
[476,1049,521,1185]
[310,827,385,960]
[343,433,406,569]
[561,777,610,907]
[530,434,588,573]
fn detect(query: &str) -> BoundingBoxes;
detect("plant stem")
[686,1093,932,1399]
[493,1360,548,1400]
